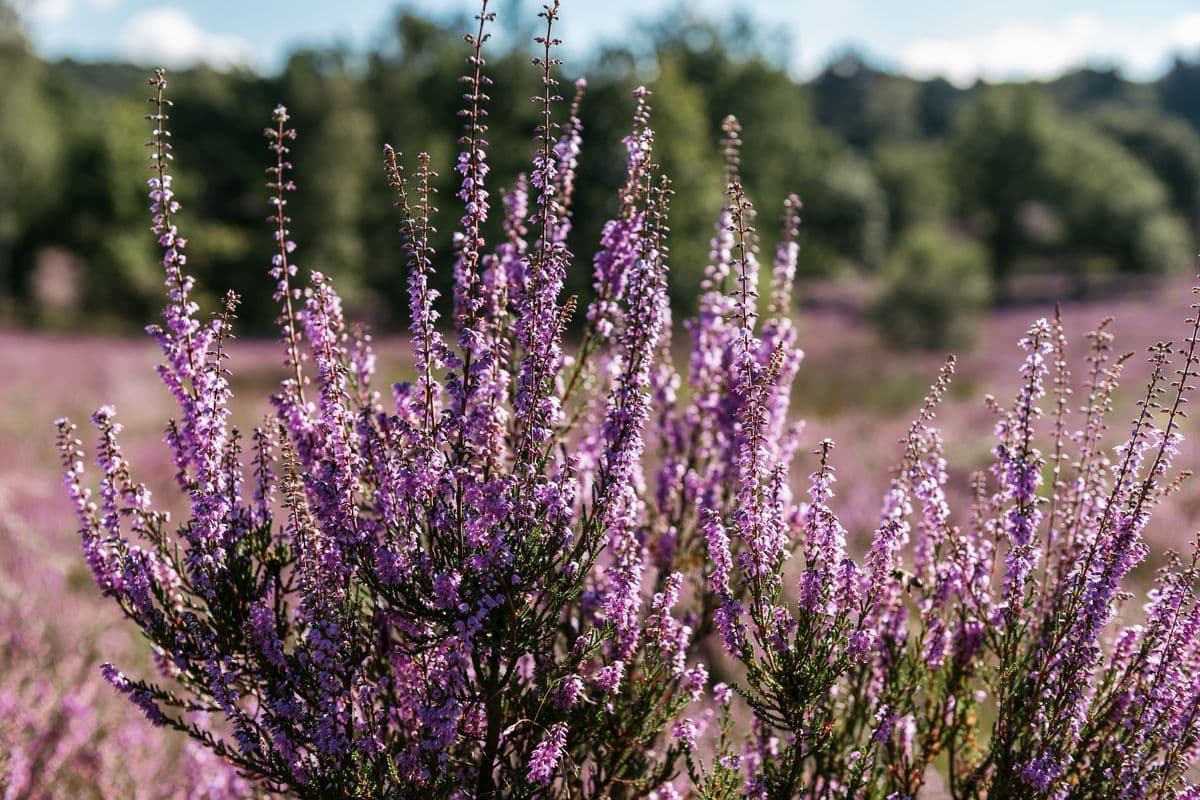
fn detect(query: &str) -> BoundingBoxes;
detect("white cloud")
[118,7,255,69]
[898,12,1200,86]
[1168,13,1200,53]
[26,0,74,23]
[25,0,117,24]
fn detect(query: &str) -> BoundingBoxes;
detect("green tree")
[950,87,1191,289]
[1043,122,1191,278]
[949,87,1047,286]
[59,96,158,321]
[1090,105,1200,233]
[1157,56,1200,133]
[0,7,64,309]
[811,56,923,149]
[872,142,951,238]
[871,223,991,350]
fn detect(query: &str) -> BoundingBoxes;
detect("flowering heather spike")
[303,272,363,561]
[57,417,112,590]
[560,86,654,438]
[768,193,801,322]
[727,180,759,335]
[996,319,1052,615]
[497,172,530,299]
[554,77,587,225]
[385,147,450,431]
[670,121,750,539]
[138,71,243,597]
[468,176,521,468]
[862,357,956,658]
[583,86,652,343]
[733,345,789,585]
[144,69,207,410]
[100,664,168,727]
[797,439,850,614]
[597,167,669,656]
[451,0,495,344]
[514,0,570,461]
[527,722,567,786]
[1045,307,1072,556]
[266,105,307,404]
[1055,318,1124,575]
[757,195,805,460]
[719,114,742,188]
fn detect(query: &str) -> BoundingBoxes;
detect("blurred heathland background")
[6,1,1200,794]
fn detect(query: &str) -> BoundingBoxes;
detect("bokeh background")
[4,0,1200,796]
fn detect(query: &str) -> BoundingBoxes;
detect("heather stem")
[267,105,306,405]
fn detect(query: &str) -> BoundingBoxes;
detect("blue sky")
[17,0,1200,86]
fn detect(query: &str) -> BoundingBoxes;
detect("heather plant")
[57,4,702,797]
[672,217,1200,796]
[56,2,1200,799]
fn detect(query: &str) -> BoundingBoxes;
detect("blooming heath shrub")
[57,2,1200,798]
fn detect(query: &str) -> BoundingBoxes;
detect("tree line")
[3,3,1200,345]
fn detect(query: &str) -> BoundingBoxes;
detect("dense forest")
[3,2,1200,346]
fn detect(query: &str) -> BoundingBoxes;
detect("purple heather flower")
[552,675,584,710]
[101,663,167,727]
[527,722,568,787]
[673,718,699,751]
[594,661,624,694]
